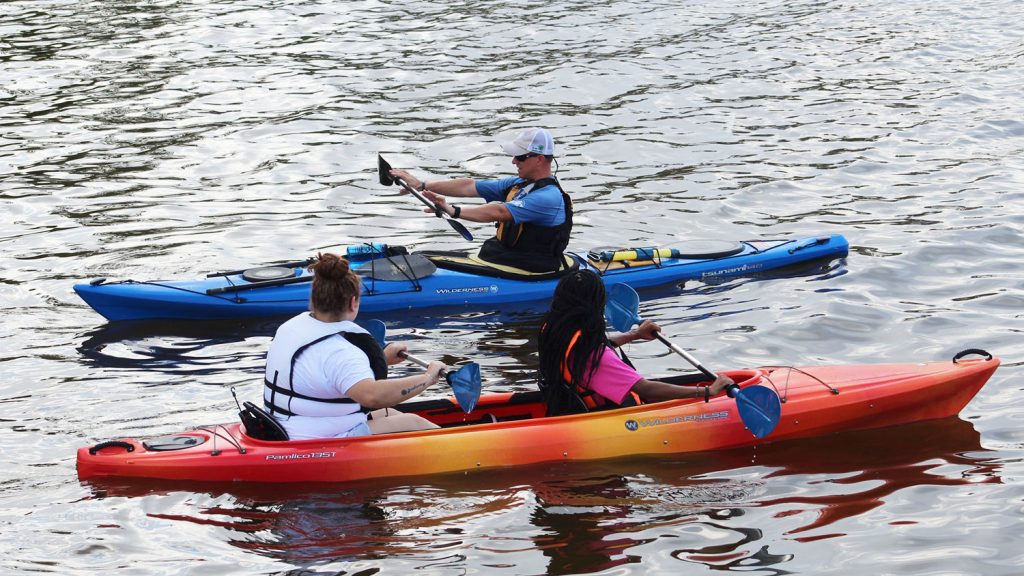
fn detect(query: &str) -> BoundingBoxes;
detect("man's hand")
[388,169,421,192]
[422,190,449,216]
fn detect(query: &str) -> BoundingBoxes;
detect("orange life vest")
[563,330,642,410]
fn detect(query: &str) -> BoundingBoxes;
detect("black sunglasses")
[513,153,541,162]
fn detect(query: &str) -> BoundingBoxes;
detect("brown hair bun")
[308,252,360,315]
[309,252,351,280]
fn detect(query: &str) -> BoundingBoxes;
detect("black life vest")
[477,177,573,273]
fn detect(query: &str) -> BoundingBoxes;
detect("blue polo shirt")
[476,177,565,227]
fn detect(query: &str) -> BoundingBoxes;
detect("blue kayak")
[73,234,848,322]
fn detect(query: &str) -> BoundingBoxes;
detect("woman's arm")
[346,361,445,409]
[608,319,661,347]
[631,373,734,403]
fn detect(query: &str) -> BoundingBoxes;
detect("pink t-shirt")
[582,346,643,405]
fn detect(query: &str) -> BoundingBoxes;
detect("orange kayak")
[77,356,998,484]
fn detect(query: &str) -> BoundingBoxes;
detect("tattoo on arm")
[400,380,430,398]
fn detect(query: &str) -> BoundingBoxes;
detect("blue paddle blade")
[365,319,387,347]
[605,283,642,332]
[446,362,481,413]
[731,384,782,438]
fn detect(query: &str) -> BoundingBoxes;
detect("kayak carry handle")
[88,440,135,455]
[953,349,993,363]
[788,236,830,254]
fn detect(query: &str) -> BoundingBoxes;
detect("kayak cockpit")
[236,390,553,442]
[237,372,733,442]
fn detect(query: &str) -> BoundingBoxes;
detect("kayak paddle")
[365,319,481,413]
[604,283,781,438]
[377,155,474,241]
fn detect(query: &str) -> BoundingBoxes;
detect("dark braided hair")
[308,252,361,315]
[538,270,608,412]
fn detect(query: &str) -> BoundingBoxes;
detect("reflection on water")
[3,0,1023,573]
[81,417,995,573]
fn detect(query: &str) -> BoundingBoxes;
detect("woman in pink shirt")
[538,270,734,416]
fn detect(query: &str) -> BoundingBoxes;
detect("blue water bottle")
[346,242,387,261]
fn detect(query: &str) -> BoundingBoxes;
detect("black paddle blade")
[378,154,395,186]
[448,219,474,242]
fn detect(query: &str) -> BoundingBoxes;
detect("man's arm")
[389,169,480,198]
[422,178,479,198]
[428,196,513,223]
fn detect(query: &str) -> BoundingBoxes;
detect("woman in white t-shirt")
[263,253,444,440]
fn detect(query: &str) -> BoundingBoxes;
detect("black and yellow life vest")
[477,177,573,273]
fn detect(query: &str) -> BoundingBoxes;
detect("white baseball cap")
[500,127,555,157]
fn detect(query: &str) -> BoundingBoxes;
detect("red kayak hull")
[77,358,998,484]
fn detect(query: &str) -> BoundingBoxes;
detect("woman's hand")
[633,319,661,341]
[383,343,408,366]
[425,361,446,386]
[708,373,735,396]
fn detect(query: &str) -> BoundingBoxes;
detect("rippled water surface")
[2,0,1023,574]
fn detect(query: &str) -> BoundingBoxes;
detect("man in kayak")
[538,270,735,415]
[263,252,446,439]
[389,127,572,274]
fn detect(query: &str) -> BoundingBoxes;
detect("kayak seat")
[538,378,590,417]
[540,373,713,417]
[420,250,580,281]
[239,401,289,441]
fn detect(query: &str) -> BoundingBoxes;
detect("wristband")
[452,205,461,219]
[418,181,427,192]
[704,385,710,403]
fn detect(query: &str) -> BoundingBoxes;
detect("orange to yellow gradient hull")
[77,358,998,484]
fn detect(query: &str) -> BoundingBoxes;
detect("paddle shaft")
[378,155,473,241]
[399,351,448,377]
[397,178,473,241]
[371,319,480,413]
[606,284,779,437]
[652,332,717,380]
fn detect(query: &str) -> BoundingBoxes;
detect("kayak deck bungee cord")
[73,234,849,321]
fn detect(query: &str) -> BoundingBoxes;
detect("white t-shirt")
[264,313,376,440]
